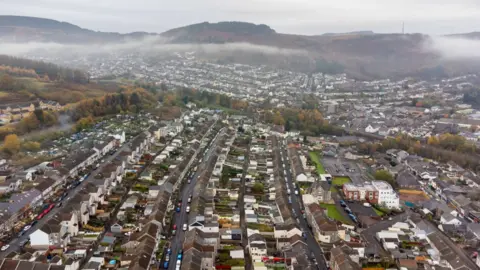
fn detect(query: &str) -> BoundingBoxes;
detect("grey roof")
[396,170,420,188]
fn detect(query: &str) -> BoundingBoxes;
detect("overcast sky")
[2,0,480,35]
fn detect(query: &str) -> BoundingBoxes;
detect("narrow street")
[238,136,252,270]
[277,137,328,270]
[167,126,224,270]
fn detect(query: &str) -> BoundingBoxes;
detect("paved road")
[0,135,141,257]
[277,137,328,270]
[238,135,252,270]
[168,126,224,270]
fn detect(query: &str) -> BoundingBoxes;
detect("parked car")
[182,224,187,231]
[167,248,172,255]
[176,207,181,213]
[23,225,31,232]
[163,262,169,269]
[186,206,190,213]
[1,245,9,251]
[177,253,183,260]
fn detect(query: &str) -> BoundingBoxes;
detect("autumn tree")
[22,141,41,152]
[272,111,285,126]
[3,134,20,155]
[427,136,439,146]
[0,74,14,91]
[75,116,95,132]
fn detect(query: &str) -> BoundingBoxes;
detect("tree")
[251,183,264,194]
[374,170,394,183]
[3,134,20,155]
[22,141,41,152]
[273,111,285,126]
[75,116,95,131]
[427,136,439,145]
[0,74,14,91]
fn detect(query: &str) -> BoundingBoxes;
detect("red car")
[36,213,45,220]
[42,204,56,215]
[173,224,177,230]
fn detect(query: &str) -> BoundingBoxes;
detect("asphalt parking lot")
[345,201,378,216]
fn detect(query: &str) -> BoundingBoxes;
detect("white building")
[371,181,400,209]
[365,125,380,133]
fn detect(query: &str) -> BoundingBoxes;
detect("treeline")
[160,87,249,111]
[358,134,480,172]
[464,88,480,109]
[69,88,156,121]
[263,108,344,136]
[0,55,89,84]
[0,65,38,78]
[0,109,59,140]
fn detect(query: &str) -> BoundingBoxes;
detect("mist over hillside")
[1,16,480,79]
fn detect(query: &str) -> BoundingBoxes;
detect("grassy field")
[0,91,9,98]
[332,176,351,185]
[320,203,351,224]
[309,151,326,174]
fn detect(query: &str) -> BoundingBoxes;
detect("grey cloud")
[2,0,480,34]
[0,37,307,57]
[426,36,480,59]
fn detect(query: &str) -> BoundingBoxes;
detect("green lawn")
[330,176,351,192]
[309,152,326,174]
[320,203,351,224]
[332,176,351,185]
[373,208,385,216]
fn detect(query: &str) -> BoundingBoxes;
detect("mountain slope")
[0,16,479,79]
[0,15,154,43]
